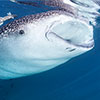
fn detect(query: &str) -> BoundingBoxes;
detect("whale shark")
[0,0,99,79]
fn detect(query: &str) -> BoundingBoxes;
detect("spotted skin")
[0,8,77,39]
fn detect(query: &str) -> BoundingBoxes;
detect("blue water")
[0,1,100,100]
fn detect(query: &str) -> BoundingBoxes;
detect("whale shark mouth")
[47,20,94,49]
[48,32,94,49]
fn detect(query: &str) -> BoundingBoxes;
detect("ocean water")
[0,0,100,100]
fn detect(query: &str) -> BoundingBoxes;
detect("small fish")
[0,12,17,26]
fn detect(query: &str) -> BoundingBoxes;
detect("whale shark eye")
[19,30,24,35]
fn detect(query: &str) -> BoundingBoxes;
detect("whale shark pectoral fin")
[10,0,62,11]
[10,0,44,8]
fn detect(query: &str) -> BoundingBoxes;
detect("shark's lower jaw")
[73,39,94,49]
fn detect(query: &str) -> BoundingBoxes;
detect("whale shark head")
[0,0,99,79]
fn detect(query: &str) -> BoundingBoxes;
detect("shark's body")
[0,0,99,79]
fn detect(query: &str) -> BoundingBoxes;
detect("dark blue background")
[0,1,100,100]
